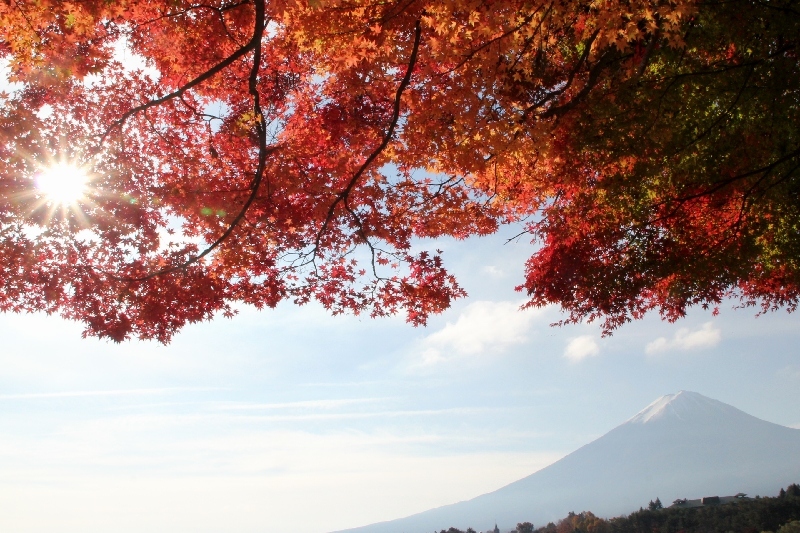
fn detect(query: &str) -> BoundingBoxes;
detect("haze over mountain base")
[333,391,800,533]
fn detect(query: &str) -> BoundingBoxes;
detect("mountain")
[333,391,800,533]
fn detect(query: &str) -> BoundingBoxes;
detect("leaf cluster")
[1,0,798,341]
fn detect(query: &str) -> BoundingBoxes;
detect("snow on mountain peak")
[335,391,800,533]
[625,390,731,424]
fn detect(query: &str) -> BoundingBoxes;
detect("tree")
[556,511,608,533]
[516,0,800,333]
[778,521,800,533]
[0,0,797,342]
[648,498,662,511]
[517,522,535,533]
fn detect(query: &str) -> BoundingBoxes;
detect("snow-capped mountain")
[333,391,800,533]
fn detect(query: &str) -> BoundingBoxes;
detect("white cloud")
[481,265,505,278]
[645,322,721,355]
[214,398,386,411]
[563,335,600,362]
[411,300,542,367]
[778,365,800,381]
[0,387,223,400]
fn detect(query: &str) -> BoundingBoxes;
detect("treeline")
[438,483,800,533]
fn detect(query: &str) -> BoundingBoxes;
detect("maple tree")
[0,0,798,342]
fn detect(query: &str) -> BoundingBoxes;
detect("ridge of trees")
[437,483,800,533]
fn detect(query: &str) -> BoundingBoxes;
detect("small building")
[669,493,752,509]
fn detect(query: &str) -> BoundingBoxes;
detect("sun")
[35,163,90,206]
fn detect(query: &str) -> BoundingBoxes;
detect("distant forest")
[439,483,800,533]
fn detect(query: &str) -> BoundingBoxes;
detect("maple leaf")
[0,0,796,342]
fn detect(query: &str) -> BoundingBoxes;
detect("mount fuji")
[334,391,800,533]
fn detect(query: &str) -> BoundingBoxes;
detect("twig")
[313,20,423,257]
[111,0,272,282]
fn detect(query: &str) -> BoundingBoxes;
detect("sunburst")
[35,162,91,206]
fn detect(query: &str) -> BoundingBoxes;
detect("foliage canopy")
[1,0,798,341]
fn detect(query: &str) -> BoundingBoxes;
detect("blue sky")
[2,226,800,533]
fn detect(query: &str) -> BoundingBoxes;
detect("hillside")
[333,391,800,533]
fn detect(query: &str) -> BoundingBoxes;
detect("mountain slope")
[334,391,800,533]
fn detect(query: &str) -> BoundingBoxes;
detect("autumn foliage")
[0,0,798,341]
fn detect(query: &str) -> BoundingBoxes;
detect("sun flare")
[35,163,90,206]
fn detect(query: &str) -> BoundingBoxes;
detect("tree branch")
[110,0,272,282]
[97,10,265,147]
[313,20,423,256]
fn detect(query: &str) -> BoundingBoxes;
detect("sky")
[2,41,800,533]
[2,225,800,533]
